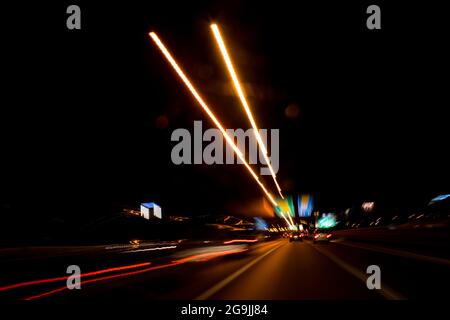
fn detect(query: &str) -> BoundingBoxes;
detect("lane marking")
[307,242,406,300]
[335,241,450,267]
[195,242,285,300]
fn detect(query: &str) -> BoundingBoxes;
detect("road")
[1,236,449,301]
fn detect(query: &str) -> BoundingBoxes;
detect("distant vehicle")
[289,231,303,242]
[302,229,313,239]
[313,229,332,243]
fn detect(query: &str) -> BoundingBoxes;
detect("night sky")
[1,1,449,226]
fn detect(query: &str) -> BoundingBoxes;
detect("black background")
[1,1,449,228]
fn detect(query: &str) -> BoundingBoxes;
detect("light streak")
[173,248,248,263]
[23,262,177,301]
[210,23,284,198]
[0,262,151,292]
[121,245,177,253]
[223,239,258,244]
[149,32,278,207]
[22,248,248,300]
[286,213,295,227]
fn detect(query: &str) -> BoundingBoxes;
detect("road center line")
[307,242,406,300]
[195,241,285,300]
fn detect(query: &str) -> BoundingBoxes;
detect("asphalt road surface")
[1,236,449,301]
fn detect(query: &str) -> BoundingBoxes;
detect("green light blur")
[317,214,337,228]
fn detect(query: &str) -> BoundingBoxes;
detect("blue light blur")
[254,217,268,231]
[141,202,158,208]
[298,194,313,217]
[430,194,450,204]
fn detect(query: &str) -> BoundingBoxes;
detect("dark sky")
[1,0,449,223]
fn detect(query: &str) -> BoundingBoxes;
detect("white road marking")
[308,242,406,300]
[195,242,285,300]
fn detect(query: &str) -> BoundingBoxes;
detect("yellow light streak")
[149,32,279,208]
[282,214,294,229]
[287,213,295,227]
[210,24,284,199]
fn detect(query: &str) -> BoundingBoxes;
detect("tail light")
[314,234,319,239]
[326,234,332,238]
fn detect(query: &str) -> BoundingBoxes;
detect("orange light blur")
[173,248,247,263]
[223,239,258,244]
[210,24,284,199]
[149,32,277,207]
